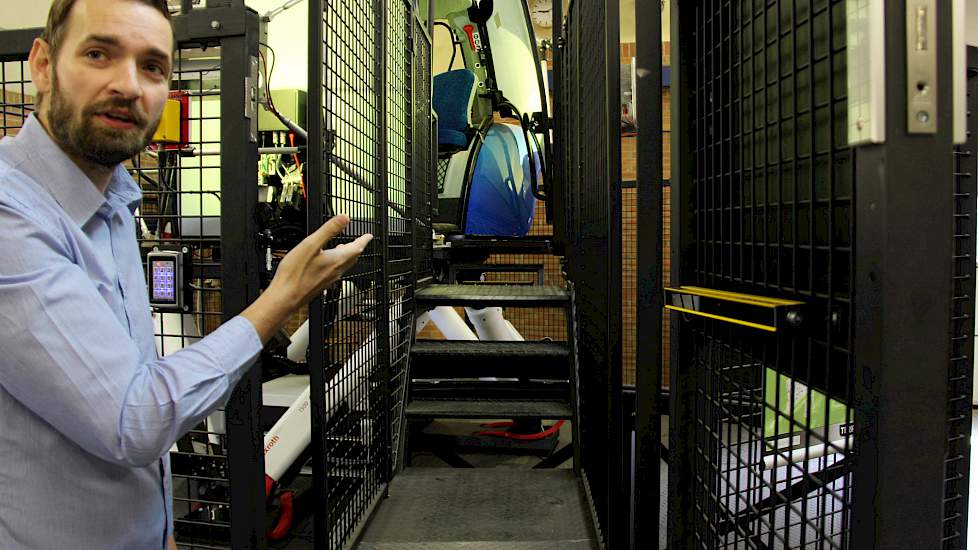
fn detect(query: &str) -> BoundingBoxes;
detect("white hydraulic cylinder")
[465,307,524,341]
[286,320,309,362]
[283,280,357,363]
[427,306,478,340]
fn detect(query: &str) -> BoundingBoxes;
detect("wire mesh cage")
[308,0,424,547]
[553,0,626,547]
[316,0,386,545]
[413,16,435,286]
[672,1,857,547]
[386,0,417,476]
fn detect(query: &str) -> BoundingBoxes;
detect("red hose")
[473,420,565,441]
[266,490,294,541]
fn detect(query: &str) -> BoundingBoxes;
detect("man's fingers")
[349,233,374,251]
[322,234,373,265]
[302,215,351,254]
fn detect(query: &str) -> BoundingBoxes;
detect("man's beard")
[47,72,160,168]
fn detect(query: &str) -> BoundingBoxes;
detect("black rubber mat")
[354,468,598,549]
[405,399,573,419]
[411,341,569,379]
[416,285,570,307]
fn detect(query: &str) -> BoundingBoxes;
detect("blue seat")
[433,69,477,153]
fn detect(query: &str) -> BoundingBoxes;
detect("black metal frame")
[849,1,958,547]
[632,0,664,548]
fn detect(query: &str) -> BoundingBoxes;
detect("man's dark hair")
[41,0,172,60]
[36,0,173,106]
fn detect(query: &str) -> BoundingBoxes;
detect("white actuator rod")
[427,306,478,340]
[465,307,524,341]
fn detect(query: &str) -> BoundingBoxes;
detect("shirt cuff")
[210,315,263,385]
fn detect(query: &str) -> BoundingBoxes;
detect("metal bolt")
[916,111,930,124]
[210,20,221,30]
[856,118,864,131]
[786,310,803,327]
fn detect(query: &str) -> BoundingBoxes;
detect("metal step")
[354,468,597,549]
[416,284,570,307]
[411,340,569,380]
[404,399,573,419]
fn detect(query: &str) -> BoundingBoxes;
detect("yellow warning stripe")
[664,305,778,333]
[665,286,804,308]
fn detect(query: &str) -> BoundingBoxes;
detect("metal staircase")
[352,260,597,549]
[405,283,578,442]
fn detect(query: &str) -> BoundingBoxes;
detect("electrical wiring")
[258,43,308,202]
[289,131,306,200]
[258,42,277,111]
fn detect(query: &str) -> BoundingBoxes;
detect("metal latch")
[906,1,937,134]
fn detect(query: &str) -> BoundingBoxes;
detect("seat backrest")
[433,69,477,136]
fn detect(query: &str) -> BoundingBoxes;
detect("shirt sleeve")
[0,201,263,467]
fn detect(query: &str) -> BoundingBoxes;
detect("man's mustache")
[84,99,149,128]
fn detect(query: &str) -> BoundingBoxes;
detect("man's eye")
[146,63,164,75]
[85,50,105,60]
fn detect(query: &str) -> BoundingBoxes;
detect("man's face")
[33,0,173,168]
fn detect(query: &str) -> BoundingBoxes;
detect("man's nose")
[107,60,143,100]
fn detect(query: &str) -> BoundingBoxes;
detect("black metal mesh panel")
[555,0,623,546]
[0,60,31,137]
[679,1,854,547]
[386,0,416,480]
[942,63,977,549]
[318,0,388,546]
[413,18,434,285]
[131,44,232,550]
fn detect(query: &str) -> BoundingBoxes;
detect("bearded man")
[0,1,371,548]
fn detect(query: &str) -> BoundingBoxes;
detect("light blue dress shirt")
[0,115,263,549]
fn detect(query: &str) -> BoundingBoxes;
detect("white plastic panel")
[846,0,886,145]
[954,0,967,144]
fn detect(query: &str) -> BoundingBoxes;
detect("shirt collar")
[9,115,142,224]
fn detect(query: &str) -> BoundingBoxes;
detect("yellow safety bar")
[664,286,804,309]
[664,286,805,333]
[664,305,778,333]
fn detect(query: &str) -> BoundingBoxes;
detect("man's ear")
[28,38,53,100]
